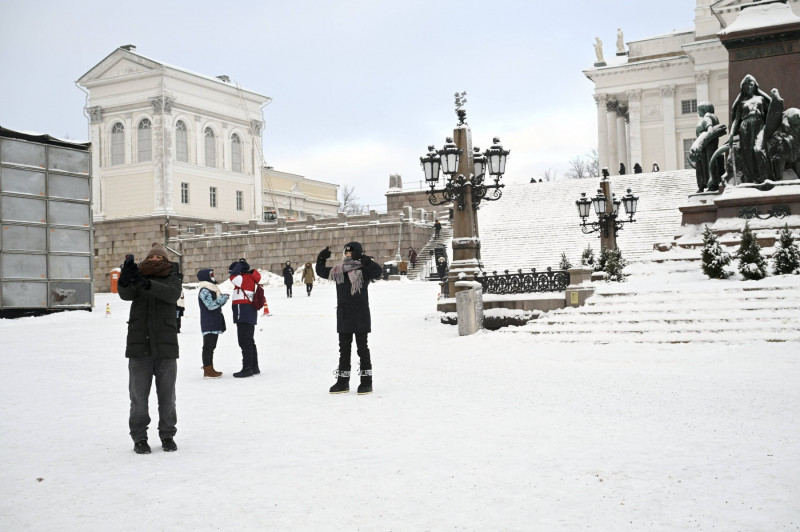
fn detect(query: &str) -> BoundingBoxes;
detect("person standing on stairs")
[229,258,261,378]
[408,247,418,270]
[316,241,383,395]
[196,268,229,379]
[434,220,442,239]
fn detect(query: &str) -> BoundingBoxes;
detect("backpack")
[250,284,266,310]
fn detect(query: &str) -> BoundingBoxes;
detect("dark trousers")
[306,283,313,295]
[236,322,257,367]
[202,333,219,367]
[128,357,177,442]
[337,332,371,372]
[285,284,292,297]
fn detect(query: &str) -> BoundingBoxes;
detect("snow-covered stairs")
[502,261,800,344]
[409,221,453,281]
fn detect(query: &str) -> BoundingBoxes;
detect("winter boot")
[203,365,222,379]
[233,350,254,378]
[357,369,373,395]
[329,370,350,394]
[133,439,151,454]
[161,438,178,452]
[252,349,260,375]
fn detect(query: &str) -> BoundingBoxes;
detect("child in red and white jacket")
[228,258,261,378]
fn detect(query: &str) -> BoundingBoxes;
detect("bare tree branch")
[338,185,367,215]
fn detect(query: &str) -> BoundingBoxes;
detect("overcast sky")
[0,0,696,209]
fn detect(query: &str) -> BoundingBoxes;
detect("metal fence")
[476,268,569,294]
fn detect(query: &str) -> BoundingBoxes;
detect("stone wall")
[387,189,451,219]
[93,211,436,292]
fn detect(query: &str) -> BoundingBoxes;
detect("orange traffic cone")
[262,300,271,316]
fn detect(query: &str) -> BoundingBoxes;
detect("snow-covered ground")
[1,276,798,531]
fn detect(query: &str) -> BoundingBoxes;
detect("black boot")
[329,370,350,394]
[133,439,151,454]
[234,348,254,378]
[252,347,260,375]
[357,369,373,395]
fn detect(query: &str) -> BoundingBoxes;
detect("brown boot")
[203,365,222,379]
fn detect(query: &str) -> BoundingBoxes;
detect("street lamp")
[576,180,639,243]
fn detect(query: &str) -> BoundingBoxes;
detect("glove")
[131,274,151,290]
[318,247,331,261]
[118,256,138,287]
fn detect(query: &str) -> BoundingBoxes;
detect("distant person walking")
[196,268,229,379]
[408,247,418,269]
[229,258,261,378]
[117,242,182,455]
[652,162,660,172]
[434,220,442,239]
[302,261,315,296]
[316,241,383,395]
[633,162,643,174]
[282,261,295,298]
[176,289,185,333]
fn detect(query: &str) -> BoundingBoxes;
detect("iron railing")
[476,268,569,294]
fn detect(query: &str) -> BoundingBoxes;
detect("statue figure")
[594,37,605,65]
[709,75,800,185]
[616,28,626,55]
[688,102,727,192]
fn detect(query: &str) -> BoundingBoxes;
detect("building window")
[231,133,242,172]
[176,121,188,163]
[111,122,125,165]
[181,182,189,204]
[209,186,217,207]
[138,119,152,162]
[683,138,694,169]
[204,127,216,168]
[236,190,243,211]
[681,99,697,115]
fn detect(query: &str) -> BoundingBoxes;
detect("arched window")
[138,119,152,162]
[176,121,188,163]
[231,133,242,172]
[204,127,216,168]
[111,122,125,165]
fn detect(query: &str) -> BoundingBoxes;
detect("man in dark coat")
[282,261,295,298]
[118,242,182,455]
[316,241,383,395]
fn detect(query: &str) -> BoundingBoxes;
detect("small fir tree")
[595,245,610,272]
[581,245,594,267]
[772,224,800,275]
[604,248,628,282]
[735,221,767,280]
[559,252,573,270]
[700,225,732,279]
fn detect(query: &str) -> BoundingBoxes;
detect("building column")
[594,94,609,171]
[195,116,203,167]
[251,120,264,220]
[661,85,677,169]
[695,70,710,105]
[151,96,176,215]
[616,108,628,174]
[87,106,105,220]
[626,90,642,170]
[606,99,619,174]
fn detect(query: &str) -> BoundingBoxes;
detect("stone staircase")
[501,261,800,344]
[409,221,453,281]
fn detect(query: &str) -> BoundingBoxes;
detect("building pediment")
[77,49,162,85]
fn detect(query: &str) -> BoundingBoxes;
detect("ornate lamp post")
[420,92,509,297]
[576,176,638,250]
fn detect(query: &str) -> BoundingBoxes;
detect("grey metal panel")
[49,147,90,175]
[49,174,90,201]
[49,255,91,279]
[0,138,46,168]
[1,224,47,251]
[1,253,47,279]
[50,227,90,253]
[48,201,90,227]
[49,281,92,307]
[1,281,47,308]
[1,167,46,195]
[0,195,46,223]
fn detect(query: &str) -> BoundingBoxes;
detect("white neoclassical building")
[583,0,800,175]
[77,45,338,223]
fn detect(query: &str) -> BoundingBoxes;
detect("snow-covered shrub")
[603,248,628,282]
[700,225,732,279]
[735,221,767,281]
[772,224,800,275]
[581,245,594,267]
[595,245,609,272]
[559,252,572,270]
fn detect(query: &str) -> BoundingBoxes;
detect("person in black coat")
[282,261,295,298]
[316,241,383,395]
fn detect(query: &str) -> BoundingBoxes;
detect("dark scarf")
[139,258,172,278]
[331,258,364,295]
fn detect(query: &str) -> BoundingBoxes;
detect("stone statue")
[709,75,800,185]
[616,28,626,55]
[594,37,605,65]
[688,102,727,192]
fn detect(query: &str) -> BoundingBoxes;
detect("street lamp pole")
[575,172,639,251]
